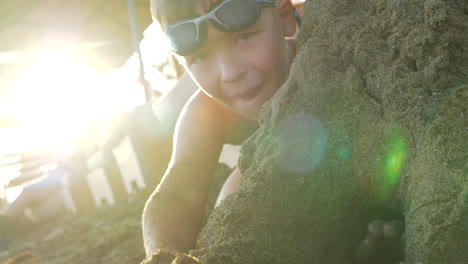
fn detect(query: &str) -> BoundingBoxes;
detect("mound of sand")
[169,0,466,263]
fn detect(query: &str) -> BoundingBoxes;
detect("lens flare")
[338,147,351,161]
[385,138,406,181]
[353,124,407,201]
[379,133,407,199]
[277,113,327,174]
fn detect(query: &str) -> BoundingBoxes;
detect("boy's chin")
[230,97,268,121]
[234,107,260,121]
[241,112,259,121]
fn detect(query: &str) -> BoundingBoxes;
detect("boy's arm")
[142,90,224,256]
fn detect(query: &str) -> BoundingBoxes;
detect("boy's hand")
[141,249,199,264]
[354,220,405,264]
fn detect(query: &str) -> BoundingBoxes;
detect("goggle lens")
[213,0,259,31]
[166,22,207,56]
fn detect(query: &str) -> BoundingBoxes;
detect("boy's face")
[174,0,296,120]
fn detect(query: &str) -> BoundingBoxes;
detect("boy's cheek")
[189,67,222,99]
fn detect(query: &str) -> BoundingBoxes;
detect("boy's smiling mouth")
[230,85,262,101]
[228,83,269,119]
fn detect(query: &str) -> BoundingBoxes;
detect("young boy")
[142,0,404,261]
[142,0,296,254]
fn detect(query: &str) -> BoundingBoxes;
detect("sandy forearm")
[142,188,203,256]
[142,92,226,256]
[142,142,222,256]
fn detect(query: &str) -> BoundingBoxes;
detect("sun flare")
[3,51,142,154]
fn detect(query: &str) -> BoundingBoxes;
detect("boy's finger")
[367,220,386,238]
[383,221,404,239]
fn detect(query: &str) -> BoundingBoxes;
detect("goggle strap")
[294,7,301,28]
[255,0,279,8]
[195,21,201,42]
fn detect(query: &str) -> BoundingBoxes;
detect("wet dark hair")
[150,0,218,30]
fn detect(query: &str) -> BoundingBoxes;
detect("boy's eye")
[195,52,210,62]
[236,32,254,42]
[188,52,210,64]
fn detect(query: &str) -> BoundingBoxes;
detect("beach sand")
[0,163,232,264]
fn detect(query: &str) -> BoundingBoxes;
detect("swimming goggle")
[165,0,278,56]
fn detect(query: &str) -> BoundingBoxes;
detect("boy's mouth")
[232,85,262,102]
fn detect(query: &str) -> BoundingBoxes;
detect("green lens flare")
[385,137,406,182]
[378,130,407,200]
[338,147,350,161]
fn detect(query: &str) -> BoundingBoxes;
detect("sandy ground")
[0,192,148,264]
[0,162,232,264]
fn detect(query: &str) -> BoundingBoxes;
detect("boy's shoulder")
[182,90,222,127]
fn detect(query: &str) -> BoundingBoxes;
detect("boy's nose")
[218,52,246,84]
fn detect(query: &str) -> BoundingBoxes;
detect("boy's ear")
[277,0,297,37]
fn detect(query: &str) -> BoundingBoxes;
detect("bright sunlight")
[3,50,143,155]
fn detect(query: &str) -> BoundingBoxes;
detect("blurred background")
[0,0,184,212]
